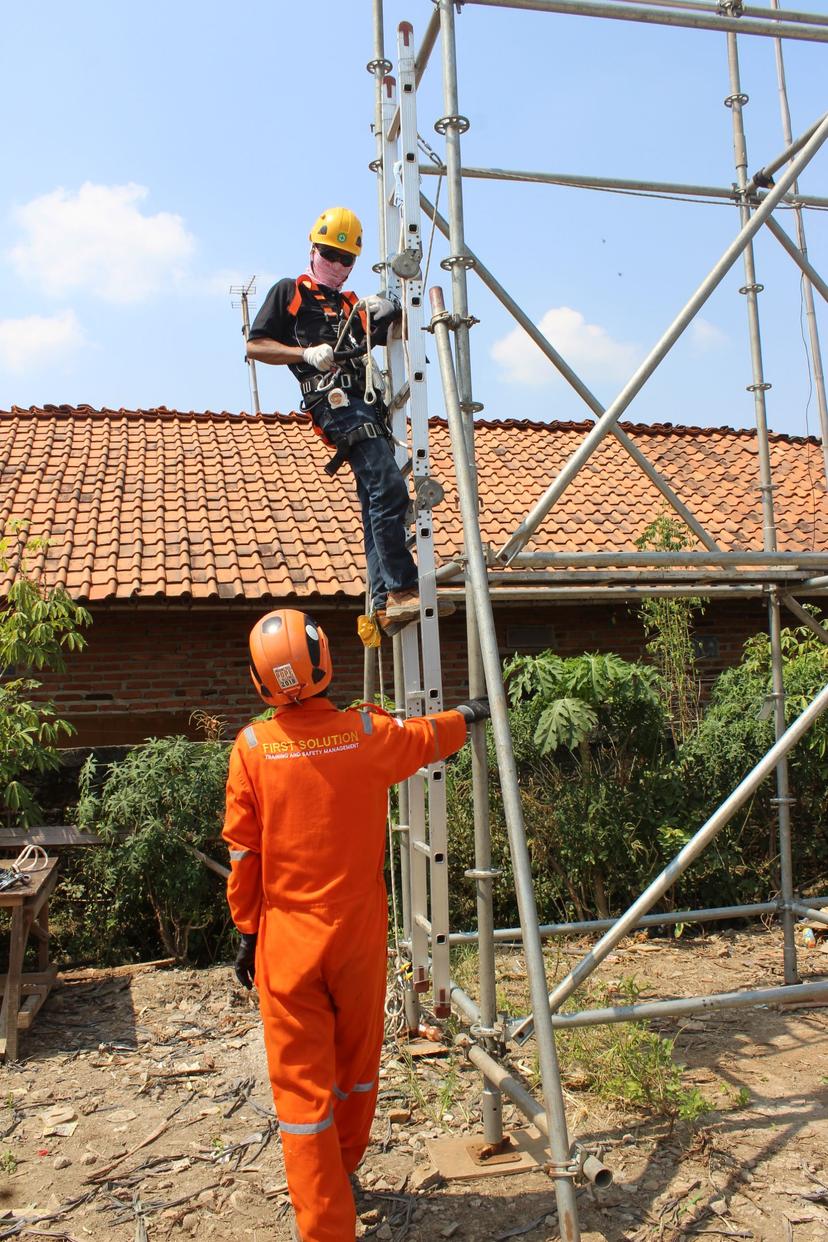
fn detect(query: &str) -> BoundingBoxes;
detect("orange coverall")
[222,696,467,1242]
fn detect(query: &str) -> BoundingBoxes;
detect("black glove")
[234,932,258,989]
[455,697,490,725]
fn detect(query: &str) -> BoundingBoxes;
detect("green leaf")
[534,698,598,754]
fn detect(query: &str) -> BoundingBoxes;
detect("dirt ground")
[1,926,826,1242]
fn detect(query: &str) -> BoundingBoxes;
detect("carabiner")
[362,304,377,405]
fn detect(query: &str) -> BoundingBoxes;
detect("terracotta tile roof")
[0,405,825,603]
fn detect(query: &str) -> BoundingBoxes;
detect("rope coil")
[0,844,49,893]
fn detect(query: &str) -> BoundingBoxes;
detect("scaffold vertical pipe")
[435,0,503,1144]
[724,32,798,985]
[769,591,799,983]
[430,287,581,1242]
[436,0,474,441]
[770,0,828,487]
[725,34,777,554]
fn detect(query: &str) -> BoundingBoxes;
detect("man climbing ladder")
[246,206,453,634]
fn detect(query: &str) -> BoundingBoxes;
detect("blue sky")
[2,0,827,439]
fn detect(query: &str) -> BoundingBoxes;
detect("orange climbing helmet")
[249,609,333,707]
[309,206,363,257]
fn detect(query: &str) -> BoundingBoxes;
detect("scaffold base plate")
[425,1127,547,1180]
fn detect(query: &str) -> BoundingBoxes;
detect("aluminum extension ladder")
[377,23,451,1021]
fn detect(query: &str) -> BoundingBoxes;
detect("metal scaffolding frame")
[368,4,828,1238]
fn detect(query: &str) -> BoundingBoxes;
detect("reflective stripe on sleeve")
[243,725,258,748]
[332,1084,348,1101]
[352,1080,375,1094]
[279,1110,334,1136]
[229,849,250,861]
[358,709,373,735]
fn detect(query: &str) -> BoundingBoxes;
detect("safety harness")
[287,275,366,334]
[289,276,392,475]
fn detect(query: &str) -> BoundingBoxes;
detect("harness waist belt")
[324,422,389,477]
[301,372,355,396]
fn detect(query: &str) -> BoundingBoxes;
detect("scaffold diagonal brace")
[420,191,721,553]
[496,111,828,565]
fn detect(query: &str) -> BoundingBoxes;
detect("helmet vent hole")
[304,614,321,666]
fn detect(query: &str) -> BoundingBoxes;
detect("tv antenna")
[230,276,261,414]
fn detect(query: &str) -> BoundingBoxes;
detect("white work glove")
[362,294,396,319]
[302,344,335,372]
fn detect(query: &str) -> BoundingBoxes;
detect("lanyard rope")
[0,844,49,893]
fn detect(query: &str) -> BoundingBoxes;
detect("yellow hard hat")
[309,207,363,257]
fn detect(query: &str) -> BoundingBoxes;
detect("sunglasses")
[317,244,356,267]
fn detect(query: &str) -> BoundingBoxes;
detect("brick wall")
[28,596,776,747]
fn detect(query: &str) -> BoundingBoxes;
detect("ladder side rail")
[400,625,430,994]
[380,74,410,471]
[397,19,452,1018]
[379,71,425,1013]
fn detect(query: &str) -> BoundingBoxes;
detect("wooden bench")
[0,858,60,1061]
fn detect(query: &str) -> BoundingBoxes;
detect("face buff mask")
[307,247,351,291]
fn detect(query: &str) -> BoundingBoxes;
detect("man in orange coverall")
[222,608,489,1242]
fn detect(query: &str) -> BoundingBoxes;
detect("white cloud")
[8,182,196,304]
[690,317,728,352]
[491,306,638,388]
[0,310,86,373]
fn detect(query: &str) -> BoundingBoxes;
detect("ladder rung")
[414,914,432,934]
[389,382,410,412]
[412,840,431,857]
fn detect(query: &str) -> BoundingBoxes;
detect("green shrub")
[0,527,90,824]
[447,622,828,935]
[73,730,232,962]
[447,653,684,930]
[635,513,707,746]
[677,619,828,905]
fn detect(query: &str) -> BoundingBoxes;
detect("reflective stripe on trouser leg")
[257,893,388,1235]
[257,910,355,1242]
[329,897,388,1175]
[334,1078,381,1175]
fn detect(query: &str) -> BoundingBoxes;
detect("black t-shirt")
[248,277,395,389]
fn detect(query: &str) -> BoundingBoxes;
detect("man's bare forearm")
[246,338,304,367]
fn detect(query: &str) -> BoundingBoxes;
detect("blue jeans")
[316,401,418,610]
